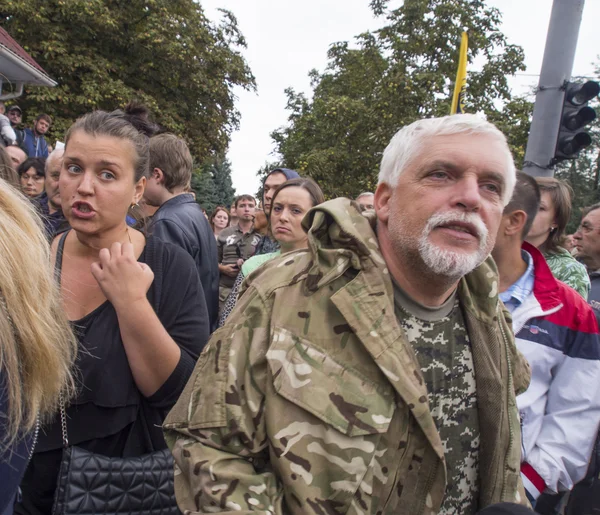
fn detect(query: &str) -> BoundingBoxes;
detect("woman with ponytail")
[16,104,210,514]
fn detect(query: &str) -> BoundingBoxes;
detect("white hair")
[45,148,65,174]
[378,114,516,206]
[356,192,374,200]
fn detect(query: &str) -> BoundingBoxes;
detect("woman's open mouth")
[71,201,96,219]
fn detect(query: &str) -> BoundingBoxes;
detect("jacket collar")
[156,193,196,211]
[521,241,562,312]
[303,197,502,321]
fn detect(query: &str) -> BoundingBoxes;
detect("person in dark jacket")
[144,133,219,330]
[21,114,51,158]
[255,167,300,255]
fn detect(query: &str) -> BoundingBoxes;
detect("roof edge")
[0,46,57,87]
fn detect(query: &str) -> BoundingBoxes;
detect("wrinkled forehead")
[583,209,600,228]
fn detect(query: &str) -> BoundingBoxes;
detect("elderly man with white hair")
[165,115,533,515]
[36,148,69,239]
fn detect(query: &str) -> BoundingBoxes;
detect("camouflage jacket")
[164,198,531,515]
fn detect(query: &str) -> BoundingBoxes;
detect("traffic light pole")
[523,0,586,177]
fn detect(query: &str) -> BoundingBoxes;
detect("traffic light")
[554,80,599,161]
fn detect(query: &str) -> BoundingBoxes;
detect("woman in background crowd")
[210,205,230,239]
[219,177,324,326]
[0,147,19,187]
[0,179,76,515]
[17,157,45,198]
[17,105,210,514]
[525,176,590,298]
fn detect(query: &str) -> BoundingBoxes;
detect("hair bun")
[122,101,159,137]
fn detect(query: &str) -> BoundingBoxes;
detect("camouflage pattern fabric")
[544,248,590,299]
[217,225,262,288]
[164,197,531,515]
[396,298,480,514]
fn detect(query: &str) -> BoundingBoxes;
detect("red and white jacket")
[512,243,600,500]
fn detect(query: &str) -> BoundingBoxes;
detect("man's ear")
[153,168,164,185]
[505,210,528,238]
[374,183,392,224]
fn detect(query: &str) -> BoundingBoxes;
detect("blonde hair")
[0,179,77,447]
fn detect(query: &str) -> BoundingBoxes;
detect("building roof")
[0,26,56,87]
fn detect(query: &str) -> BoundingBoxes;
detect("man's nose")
[452,175,481,211]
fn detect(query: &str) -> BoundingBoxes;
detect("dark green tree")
[190,167,218,213]
[0,0,255,162]
[190,156,235,213]
[210,156,236,207]
[271,0,528,198]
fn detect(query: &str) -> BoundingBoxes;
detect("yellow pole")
[450,32,468,114]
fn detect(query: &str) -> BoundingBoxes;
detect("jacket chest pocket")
[266,327,395,511]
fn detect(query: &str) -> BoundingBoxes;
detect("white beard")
[418,211,490,278]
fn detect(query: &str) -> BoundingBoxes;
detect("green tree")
[0,0,255,162]
[271,0,528,198]
[190,156,235,213]
[190,167,218,212]
[210,156,236,207]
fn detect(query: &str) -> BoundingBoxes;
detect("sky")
[199,0,600,196]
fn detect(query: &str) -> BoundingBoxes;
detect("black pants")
[478,503,536,514]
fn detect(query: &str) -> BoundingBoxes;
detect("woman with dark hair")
[210,205,230,239]
[16,105,210,514]
[525,176,590,298]
[219,177,325,326]
[17,157,45,198]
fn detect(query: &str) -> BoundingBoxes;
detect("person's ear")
[374,183,392,224]
[153,168,164,185]
[133,176,146,205]
[505,210,528,237]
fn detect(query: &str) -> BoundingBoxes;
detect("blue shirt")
[499,250,535,313]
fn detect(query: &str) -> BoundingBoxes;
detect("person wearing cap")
[255,167,300,255]
[6,105,24,147]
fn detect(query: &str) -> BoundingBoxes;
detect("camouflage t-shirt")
[393,281,480,514]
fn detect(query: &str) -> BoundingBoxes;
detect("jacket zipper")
[498,305,515,502]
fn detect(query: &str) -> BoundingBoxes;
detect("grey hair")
[45,148,64,175]
[378,114,516,206]
[356,192,374,200]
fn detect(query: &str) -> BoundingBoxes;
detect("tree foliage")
[0,0,255,162]
[271,0,528,198]
[191,156,235,213]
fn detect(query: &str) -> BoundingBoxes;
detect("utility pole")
[523,0,586,177]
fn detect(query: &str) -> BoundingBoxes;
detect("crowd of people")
[0,103,599,515]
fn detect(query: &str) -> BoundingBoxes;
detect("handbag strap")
[58,391,69,448]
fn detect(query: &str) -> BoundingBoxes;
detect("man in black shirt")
[144,133,219,331]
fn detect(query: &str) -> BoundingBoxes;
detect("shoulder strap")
[54,230,70,286]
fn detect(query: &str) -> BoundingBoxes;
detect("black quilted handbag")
[52,399,181,515]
